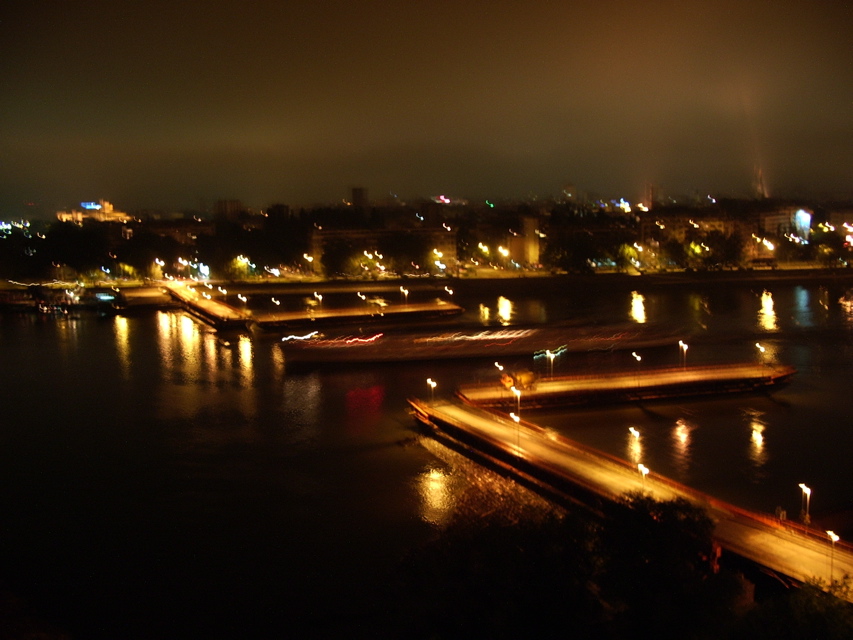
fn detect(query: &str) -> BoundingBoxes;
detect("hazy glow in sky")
[2,0,851,215]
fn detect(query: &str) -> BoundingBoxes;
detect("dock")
[457,363,796,409]
[163,281,464,331]
[409,398,853,598]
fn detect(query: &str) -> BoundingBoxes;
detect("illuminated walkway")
[409,398,853,599]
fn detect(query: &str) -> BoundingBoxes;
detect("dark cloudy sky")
[2,0,851,216]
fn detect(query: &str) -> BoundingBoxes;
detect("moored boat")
[456,362,797,409]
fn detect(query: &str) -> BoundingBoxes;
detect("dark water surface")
[1,276,853,637]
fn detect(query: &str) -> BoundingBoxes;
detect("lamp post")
[511,385,521,417]
[679,340,688,368]
[400,286,409,305]
[426,378,436,403]
[756,342,766,365]
[546,349,555,378]
[638,463,649,493]
[799,483,811,525]
[827,530,840,583]
[632,351,642,388]
[509,411,520,449]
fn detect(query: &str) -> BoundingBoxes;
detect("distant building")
[213,199,245,221]
[351,187,369,211]
[57,200,132,224]
[145,218,216,245]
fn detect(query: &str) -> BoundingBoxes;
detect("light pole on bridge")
[827,530,840,584]
[638,463,649,493]
[799,483,812,525]
[426,378,436,403]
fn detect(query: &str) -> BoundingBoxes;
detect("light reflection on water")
[671,419,694,479]
[745,408,768,481]
[630,290,646,323]
[417,437,561,527]
[758,290,777,331]
[4,279,853,636]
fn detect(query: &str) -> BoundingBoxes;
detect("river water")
[1,275,852,637]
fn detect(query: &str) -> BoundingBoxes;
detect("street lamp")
[509,412,521,449]
[546,349,556,378]
[755,342,766,365]
[632,351,642,388]
[679,340,688,368]
[827,530,840,583]
[426,378,436,403]
[638,463,649,492]
[400,286,409,305]
[510,385,521,417]
[799,483,811,525]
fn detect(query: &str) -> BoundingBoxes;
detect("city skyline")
[2,0,852,218]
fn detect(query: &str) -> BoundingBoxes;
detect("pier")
[409,398,853,598]
[163,281,463,331]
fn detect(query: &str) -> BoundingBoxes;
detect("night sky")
[2,0,852,217]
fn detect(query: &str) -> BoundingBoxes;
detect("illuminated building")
[56,200,132,224]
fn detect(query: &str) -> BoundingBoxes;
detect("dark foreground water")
[1,275,853,637]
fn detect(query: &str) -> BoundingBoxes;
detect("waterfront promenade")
[410,398,853,597]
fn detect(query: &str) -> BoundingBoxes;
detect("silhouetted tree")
[731,576,853,639]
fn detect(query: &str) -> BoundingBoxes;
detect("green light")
[486,200,495,208]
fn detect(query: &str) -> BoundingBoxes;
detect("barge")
[456,362,797,409]
[279,323,683,365]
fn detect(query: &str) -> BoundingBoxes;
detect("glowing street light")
[679,340,688,368]
[510,385,521,416]
[799,483,812,525]
[638,463,649,492]
[426,378,437,403]
[509,412,521,449]
[827,530,840,583]
[494,362,504,372]
[632,351,642,387]
[755,342,766,364]
[400,286,409,305]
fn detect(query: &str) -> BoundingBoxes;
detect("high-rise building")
[351,187,369,211]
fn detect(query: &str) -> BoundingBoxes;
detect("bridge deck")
[410,398,853,597]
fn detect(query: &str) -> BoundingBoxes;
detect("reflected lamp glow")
[759,290,777,331]
[630,291,646,324]
[497,296,512,324]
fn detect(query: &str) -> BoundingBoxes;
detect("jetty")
[163,281,463,331]
[457,363,796,409]
[409,398,853,598]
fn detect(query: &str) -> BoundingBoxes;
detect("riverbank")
[5,266,853,314]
